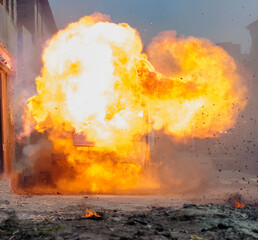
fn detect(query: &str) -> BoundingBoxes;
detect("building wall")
[0,3,17,55]
[0,0,57,174]
[0,2,17,175]
[15,0,56,84]
[246,21,258,126]
[248,23,258,60]
[216,42,242,61]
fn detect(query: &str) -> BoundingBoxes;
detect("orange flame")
[234,200,245,208]
[85,208,102,219]
[19,13,247,194]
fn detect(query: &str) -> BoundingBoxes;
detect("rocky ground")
[0,170,258,240]
[0,203,258,239]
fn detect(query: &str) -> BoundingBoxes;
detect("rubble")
[0,204,257,239]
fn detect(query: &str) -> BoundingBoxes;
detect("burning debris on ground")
[0,178,257,239]
[0,202,257,240]
[84,208,103,220]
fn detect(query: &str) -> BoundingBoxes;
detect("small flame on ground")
[234,200,245,208]
[85,208,102,219]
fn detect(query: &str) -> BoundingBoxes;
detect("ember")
[234,200,245,208]
[227,193,246,208]
[84,208,102,220]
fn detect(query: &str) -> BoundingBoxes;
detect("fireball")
[20,13,247,194]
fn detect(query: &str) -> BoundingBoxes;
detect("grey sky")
[48,0,258,53]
